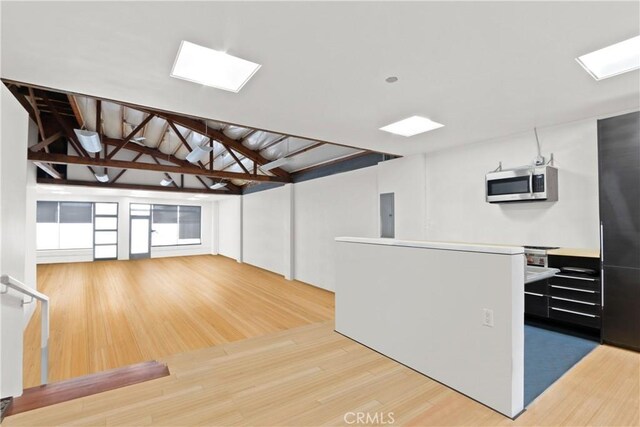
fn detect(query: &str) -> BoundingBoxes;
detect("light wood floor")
[23,255,334,388]
[7,321,639,426]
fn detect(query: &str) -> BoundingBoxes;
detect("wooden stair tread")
[6,360,170,416]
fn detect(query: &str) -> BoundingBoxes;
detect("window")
[36,201,93,250]
[151,204,201,246]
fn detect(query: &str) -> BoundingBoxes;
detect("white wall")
[216,158,427,291]
[242,186,287,274]
[294,167,379,291]
[35,193,213,264]
[0,85,32,398]
[425,118,600,248]
[377,154,427,240]
[217,197,242,261]
[216,116,604,292]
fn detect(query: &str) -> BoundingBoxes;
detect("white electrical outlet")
[483,309,494,327]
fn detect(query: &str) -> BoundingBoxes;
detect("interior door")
[129,203,151,260]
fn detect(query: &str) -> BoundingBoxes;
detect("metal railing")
[0,274,49,385]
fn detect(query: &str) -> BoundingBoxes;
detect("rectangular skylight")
[171,41,261,92]
[379,116,444,137]
[576,36,640,81]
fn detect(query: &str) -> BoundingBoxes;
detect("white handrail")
[0,274,49,385]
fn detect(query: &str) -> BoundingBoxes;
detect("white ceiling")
[2,2,639,156]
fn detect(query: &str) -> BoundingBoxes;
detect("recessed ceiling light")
[576,35,640,80]
[170,41,261,92]
[385,76,398,83]
[379,116,444,137]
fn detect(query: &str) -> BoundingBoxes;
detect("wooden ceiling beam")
[28,151,290,183]
[107,114,154,159]
[166,120,206,169]
[5,84,36,121]
[36,178,239,195]
[38,90,91,158]
[33,162,62,179]
[224,146,252,175]
[29,131,63,152]
[110,152,144,184]
[146,111,290,178]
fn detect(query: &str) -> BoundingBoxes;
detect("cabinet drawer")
[549,296,600,316]
[525,279,547,295]
[525,293,548,317]
[550,274,600,292]
[548,284,601,304]
[549,307,600,329]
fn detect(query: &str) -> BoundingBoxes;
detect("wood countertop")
[547,247,600,258]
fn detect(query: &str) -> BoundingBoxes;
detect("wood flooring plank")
[23,255,334,387]
[10,256,638,427]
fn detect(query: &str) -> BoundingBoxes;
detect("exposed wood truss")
[152,112,290,178]
[27,151,287,184]
[3,79,386,194]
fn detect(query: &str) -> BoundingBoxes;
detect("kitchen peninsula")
[335,237,526,418]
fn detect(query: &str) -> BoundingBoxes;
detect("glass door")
[129,203,151,259]
[94,202,118,261]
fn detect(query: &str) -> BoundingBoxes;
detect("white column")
[237,197,243,263]
[283,184,295,280]
[211,201,219,255]
[0,85,30,398]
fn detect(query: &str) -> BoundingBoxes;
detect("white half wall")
[335,238,525,417]
[425,118,600,248]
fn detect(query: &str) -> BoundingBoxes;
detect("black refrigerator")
[598,111,640,351]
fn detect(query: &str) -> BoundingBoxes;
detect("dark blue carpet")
[524,325,598,406]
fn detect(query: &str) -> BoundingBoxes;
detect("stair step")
[6,361,170,417]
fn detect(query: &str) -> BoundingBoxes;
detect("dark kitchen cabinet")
[598,111,640,351]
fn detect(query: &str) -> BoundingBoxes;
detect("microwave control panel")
[533,174,545,192]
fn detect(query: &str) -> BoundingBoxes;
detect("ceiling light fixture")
[210,182,227,190]
[385,76,398,83]
[576,35,640,80]
[259,157,290,172]
[94,173,109,183]
[160,178,173,187]
[379,116,444,137]
[170,41,261,92]
[186,144,214,164]
[74,129,102,153]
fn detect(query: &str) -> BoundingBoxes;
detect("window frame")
[36,201,94,251]
[150,203,202,247]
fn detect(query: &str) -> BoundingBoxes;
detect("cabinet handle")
[550,296,596,306]
[525,292,544,297]
[555,274,596,282]
[550,285,596,294]
[551,307,597,318]
[600,221,605,308]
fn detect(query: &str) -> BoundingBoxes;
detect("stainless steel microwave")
[486,165,558,203]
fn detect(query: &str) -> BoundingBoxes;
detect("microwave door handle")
[529,172,533,194]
